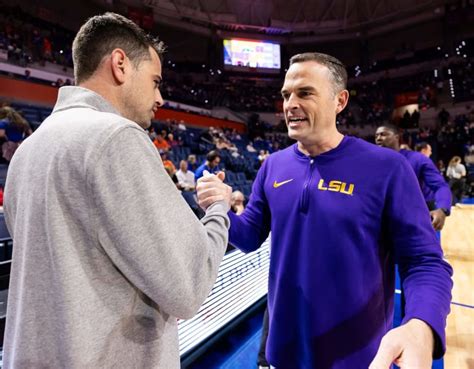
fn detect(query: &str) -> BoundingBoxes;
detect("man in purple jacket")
[375,125,451,231]
[198,52,453,369]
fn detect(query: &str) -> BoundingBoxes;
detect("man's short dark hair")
[377,123,399,135]
[415,142,430,152]
[207,150,220,162]
[72,12,165,83]
[289,52,348,94]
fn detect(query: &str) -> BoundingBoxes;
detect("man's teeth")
[289,117,306,122]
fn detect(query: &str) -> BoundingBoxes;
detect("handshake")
[196,171,233,211]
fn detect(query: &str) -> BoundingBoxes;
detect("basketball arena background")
[0,0,472,368]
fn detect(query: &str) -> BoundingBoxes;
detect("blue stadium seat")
[236,172,246,184]
[225,171,236,184]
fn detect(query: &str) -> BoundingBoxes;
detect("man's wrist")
[439,208,450,216]
[404,318,435,354]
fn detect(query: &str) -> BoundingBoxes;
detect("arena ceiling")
[103,0,456,40]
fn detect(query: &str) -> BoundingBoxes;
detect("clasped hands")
[196,170,232,210]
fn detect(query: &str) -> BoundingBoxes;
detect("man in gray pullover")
[3,12,231,369]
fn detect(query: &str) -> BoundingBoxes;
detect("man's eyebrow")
[281,85,318,94]
[298,86,318,92]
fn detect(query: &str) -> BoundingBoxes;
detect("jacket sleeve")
[384,159,453,358]
[88,126,229,319]
[229,159,271,253]
[420,156,452,212]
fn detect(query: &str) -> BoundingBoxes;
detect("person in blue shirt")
[0,106,32,162]
[198,52,453,369]
[194,150,221,180]
[375,125,451,231]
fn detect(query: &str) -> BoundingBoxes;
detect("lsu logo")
[317,179,354,196]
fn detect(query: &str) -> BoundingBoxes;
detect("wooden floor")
[442,204,474,369]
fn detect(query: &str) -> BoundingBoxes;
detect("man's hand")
[196,171,232,210]
[430,209,446,231]
[369,319,434,369]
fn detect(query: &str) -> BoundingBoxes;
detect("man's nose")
[155,89,164,107]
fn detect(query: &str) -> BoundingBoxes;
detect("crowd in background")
[0,4,473,208]
[0,4,73,69]
[1,4,473,112]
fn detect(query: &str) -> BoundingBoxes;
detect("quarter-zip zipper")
[300,158,315,213]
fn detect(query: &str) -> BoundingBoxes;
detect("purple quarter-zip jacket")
[399,149,451,213]
[229,136,452,369]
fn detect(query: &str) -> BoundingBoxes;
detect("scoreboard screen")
[223,38,281,71]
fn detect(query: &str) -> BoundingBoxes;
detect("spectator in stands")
[446,156,467,204]
[271,141,281,152]
[215,137,230,150]
[160,151,176,174]
[464,143,474,166]
[164,164,180,189]
[187,154,198,171]
[202,52,452,369]
[166,132,179,148]
[246,141,257,153]
[200,127,214,144]
[437,160,447,179]
[43,37,52,62]
[230,128,241,141]
[175,160,203,218]
[375,124,451,231]
[401,110,411,128]
[438,108,450,126]
[177,120,187,131]
[411,109,420,127]
[153,132,170,151]
[258,149,270,164]
[230,190,245,215]
[0,106,32,162]
[415,141,432,158]
[3,13,232,369]
[176,160,195,191]
[195,150,221,180]
[148,126,157,141]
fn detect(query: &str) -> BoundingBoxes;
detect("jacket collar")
[52,86,121,116]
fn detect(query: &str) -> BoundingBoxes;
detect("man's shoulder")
[400,148,422,159]
[347,136,404,163]
[194,164,207,176]
[266,144,296,161]
[48,105,141,136]
[402,149,435,167]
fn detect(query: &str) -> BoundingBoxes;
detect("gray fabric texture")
[3,86,230,369]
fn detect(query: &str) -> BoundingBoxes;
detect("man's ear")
[335,89,349,115]
[110,48,129,84]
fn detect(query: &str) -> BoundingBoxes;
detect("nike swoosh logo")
[273,179,294,188]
